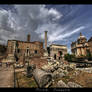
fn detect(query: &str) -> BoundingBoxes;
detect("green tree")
[64,53,76,62]
[0,45,7,54]
[86,50,92,61]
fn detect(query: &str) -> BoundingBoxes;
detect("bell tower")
[27,34,30,42]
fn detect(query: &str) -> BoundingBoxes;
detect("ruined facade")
[44,31,48,51]
[44,31,48,57]
[71,33,92,57]
[7,34,44,63]
[88,37,92,54]
[50,44,67,60]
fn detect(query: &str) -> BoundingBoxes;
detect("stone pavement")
[0,64,14,87]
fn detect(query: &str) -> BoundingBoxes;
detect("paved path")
[0,64,14,87]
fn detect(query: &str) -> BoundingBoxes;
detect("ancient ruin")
[50,44,67,60]
[0,5,92,89]
[7,34,44,64]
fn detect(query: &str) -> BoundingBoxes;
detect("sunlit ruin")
[0,5,92,89]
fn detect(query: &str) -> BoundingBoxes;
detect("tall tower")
[27,34,30,42]
[45,31,48,51]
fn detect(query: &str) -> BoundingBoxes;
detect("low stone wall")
[75,68,92,73]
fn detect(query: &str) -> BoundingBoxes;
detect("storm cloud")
[0,5,92,53]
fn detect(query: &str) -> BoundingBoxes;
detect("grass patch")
[16,72,38,88]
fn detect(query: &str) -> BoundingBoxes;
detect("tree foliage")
[86,51,92,61]
[64,53,76,62]
[0,45,7,54]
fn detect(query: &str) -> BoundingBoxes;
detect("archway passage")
[59,51,63,56]
[54,54,56,60]
[58,51,63,60]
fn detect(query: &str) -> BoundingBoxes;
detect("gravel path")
[0,64,14,87]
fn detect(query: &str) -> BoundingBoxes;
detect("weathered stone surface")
[66,66,73,72]
[2,54,16,63]
[52,69,65,78]
[41,61,60,72]
[75,68,92,73]
[62,70,69,75]
[73,70,80,76]
[67,82,82,88]
[57,80,69,88]
[57,68,63,73]
[58,72,65,78]
[69,63,76,68]
[26,64,36,77]
[41,65,55,72]
[33,68,52,88]
[52,71,59,79]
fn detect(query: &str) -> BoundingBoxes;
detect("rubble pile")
[56,80,69,88]
[55,80,82,88]
[29,57,48,69]
[40,59,83,88]
[67,82,82,88]
[41,60,71,77]
[75,67,92,73]
[25,58,83,88]
[41,61,59,72]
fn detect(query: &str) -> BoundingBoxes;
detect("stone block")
[57,80,69,88]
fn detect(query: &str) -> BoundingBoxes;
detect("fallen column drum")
[33,68,52,88]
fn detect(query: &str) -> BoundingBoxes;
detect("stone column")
[81,48,85,56]
[77,48,79,56]
[27,34,30,42]
[80,48,82,56]
[44,31,48,51]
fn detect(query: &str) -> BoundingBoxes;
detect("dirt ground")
[16,72,37,88]
[51,69,92,88]
[74,71,92,87]
[0,64,14,87]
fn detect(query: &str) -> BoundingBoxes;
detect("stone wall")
[50,44,67,60]
[88,39,92,54]
[7,40,44,59]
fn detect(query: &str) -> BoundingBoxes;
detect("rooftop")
[50,44,67,47]
[77,32,87,40]
[8,40,43,44]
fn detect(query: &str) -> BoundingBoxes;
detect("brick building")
[7,34,44,63]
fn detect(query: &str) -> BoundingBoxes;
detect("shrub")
[64,53,76,62]
[0,44,7,54]
[86,52,92,61]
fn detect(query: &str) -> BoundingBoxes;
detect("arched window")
[26,47,30,54]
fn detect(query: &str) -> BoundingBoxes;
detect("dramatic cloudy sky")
[0,5,92,53]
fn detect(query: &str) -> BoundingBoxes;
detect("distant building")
[7,34,44,63]
[50,44,67,60]
[88,37,92,54]
[71,32,92,57]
